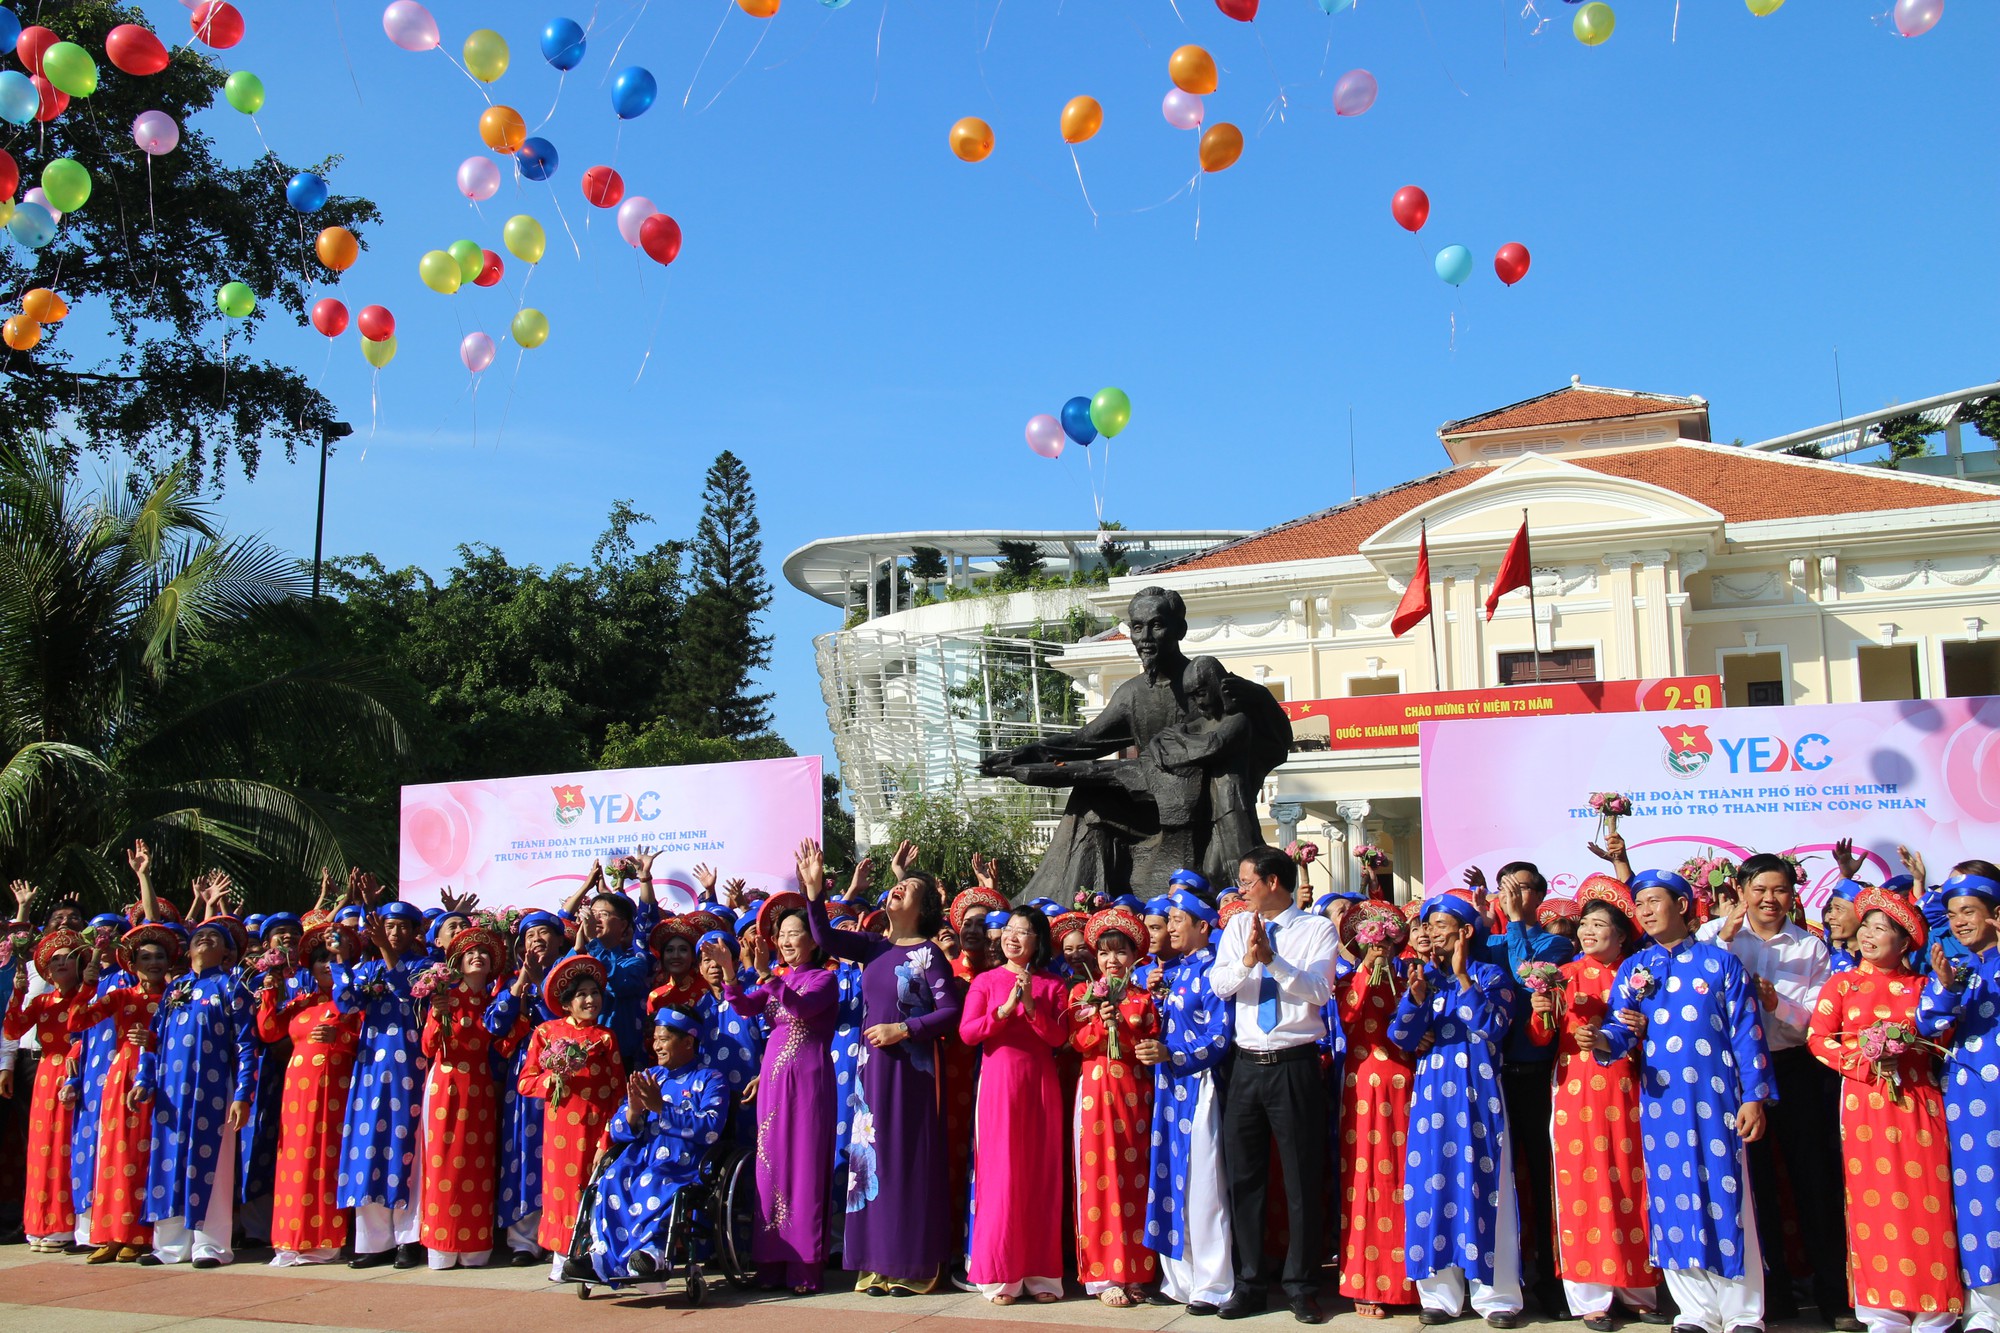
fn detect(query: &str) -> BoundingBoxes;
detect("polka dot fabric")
[68,981,162,1246]
[517,1017,623,1252]
[1144,944,1232,1263]
[66,968,134,1216]
[417,986,520,1254]
[1916,947,2000,1292]
[5,987,83,1237]
[1334,966,1418,1304]
[331,955,425,1210]
[257,986,360,1252]
[139,968,260,1230]
[1068,980,1159,1289]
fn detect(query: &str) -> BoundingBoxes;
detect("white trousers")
[1565,1281,1660,1318]
[1660,1146,1765,1333]
[152,1132,236,1265]
[1967,1283,2000,1333]
[1157,1074,1234,1307]
[1859,1308,1957,1333]
[73,1209,91,1247]
[428,1248,490,1270]
[976,1276,1064,1300]
[507,1213,542,1255]
[270,1247,341,1266]
[353,1128,425,1254]
[1416,1120,1523,1318]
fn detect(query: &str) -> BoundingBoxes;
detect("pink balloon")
[1161,88,1205,131]
[1025,414,1066,459]
[381,0,440,52]
[132,109,180,156]
[24,186,61,223]
[460,332,495,373]
[1332,69,1377,117]
[1893,0,1942,36]
[615,195,658,247]
[457,155,500,201]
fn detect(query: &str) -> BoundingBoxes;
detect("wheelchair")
[566,1138,756,1305]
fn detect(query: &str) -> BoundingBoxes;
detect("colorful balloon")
[0,148,16,199]
[1318,0,1356,11]
[361,333,398,369]
[475,249,504,286]
[949,117,994,163]
[382,1,439,52]
[610,67,657,119]
[0,71,35,126]
[1391,185,1429,232]
[1025,414,1065,459]
[1089,387,1132,439]
[0,9,18,53]
[511,307,549,349]
[615,196,657,246]
[502,214,546,264]
[1060,396,1097,447]
[286,172,329,213]
[639,212,682,265]
[1893,0,1942,36]
[516,138,558,182]
[216,281,256,318]
[311,298,348,337]
[1169,45,1217,95]
[461,332,495,373]
[2,315,38,351]
[190,1,244,49]
[1494,242,1531,287]
[132,109,179,155]
[581,165,624,208]
[418,249,462,294]
[23,187,60,223]
[1434,244,1472,287]
[463,29,509,82]
[22,288,66,321]
[458,155,501,201]
[478,105,527,153]
[541,17,586,69]
[1216,0,1258,20]
[1746,0,1784,12]
[317,226,359,272]
[15,25,57,75]
[32,73,65,123]
[39,158,89,214]
[1198,123,1243,172]
[1332,69,1377,116]
[448,239,483,282]
[223,70,264,114]
[357,305,395,341]
[105,24,171,76]
[1060,96,1102,145]
[1573,2,1615,45]
[738,0,780,14]
[1161,89,1204,131]
[41,41,97,98]
[7,201,56,249]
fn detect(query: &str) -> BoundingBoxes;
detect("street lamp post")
[313,420,352,600]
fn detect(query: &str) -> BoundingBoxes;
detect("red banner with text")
[1284,676,1724,751]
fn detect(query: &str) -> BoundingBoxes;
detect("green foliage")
[993,540,1046,587]
[1871,413,1935,470]
[0,0,382,488]
[947,608,1102,748]
[666,452,773,739]
[1962,394,2000,444]
[1783,442,1827,459]
[908,546,947,581]
[597,721,794,770]
[866,786,1033,898]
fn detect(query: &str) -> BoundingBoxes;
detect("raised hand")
[127,839,152,881]
[630,845,660,879]
[316,867,335,912]
[892,840,920,878]
[1450,931,1472,982]
[693,863,717,896]
[847,856,875,901]
[970,851,998,892]
[1833,837,1862,881]
[1899,845,1928,890]
[1932,942,1966,990]
[8,879,34,920]
[1406,966,1431,1008]
[1243,914,1273,968]
[724,878,747,908]
[747,931,772,978]
[796,840,826,901]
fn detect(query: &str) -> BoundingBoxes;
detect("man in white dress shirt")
[1210,845,1339,1324]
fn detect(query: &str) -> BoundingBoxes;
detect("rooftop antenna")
[1347,404,1357,500]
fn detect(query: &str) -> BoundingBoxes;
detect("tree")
[1871,412,1935,470]
[0,1,382,488]
[994,540,1045,587]
[908,546,946,582]
[948,608,1101,749]
[867,787,1034,898]
[669,451,774,739]
[0,444,409,910]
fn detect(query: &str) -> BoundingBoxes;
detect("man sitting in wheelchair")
[575,1005,729,1283]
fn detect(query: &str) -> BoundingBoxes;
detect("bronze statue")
[980,586,1292,899]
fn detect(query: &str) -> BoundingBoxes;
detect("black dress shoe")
[1584,1319,1617,1332]
[628,1250,657,1277]
[507,1248,538,1268]
[192,1257,221,1270]
[1218,1296,1269,1320]
[392,1243,424,1269]
[560,1258,596,1284]
[1618,1308,1671,1326]
[1486,1315,1524,1329]
[1832,1319,1867,1332]
[1289,1296,1325,1324]
[136,1254,164,1267]
[348,1249,393,1269]
[1670,1325,1707,1333]
[1187,1303,1222,1317]
[1419,1311,1459,1326]
[1144,1291,1179,1307]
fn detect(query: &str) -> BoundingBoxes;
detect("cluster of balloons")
[2,285,65,352]
[310,296,401,368]
[1391,186,1531,288]
[1024,388,1132,460]
[1167,47,1242,173]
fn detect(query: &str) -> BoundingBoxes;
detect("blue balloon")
[0,69,38,127]
[516,137,559,182]
[1060,396,1098,447]
[1434,243,1473,287]
[610,66,657,120]
[8,201,57,250]
[285,172,329,214]
[821,0,852,7]
[541,17,586,70]
[1316,0,1354,11]
[0,7,21,53]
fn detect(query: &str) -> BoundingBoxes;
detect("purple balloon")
[1893,0,1942,36]
[460,331,495,373]
[457,155,500,201]
[1025,414,1066,459]
[382,0,440,52]
[1332,69,1377,117]
[1161,88,1204,131]
[615,195,658,247]
[132,109,180,156]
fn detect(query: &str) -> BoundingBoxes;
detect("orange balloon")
[1060,95,1102,145]
[949,116,994,163]
[1170,45,1217,95]
[22,288,68,322]
[1199,122,1243,172]
[479,105,528,154]
[3,316,41,352]
[736,0,779,13]
[316,225,359,272]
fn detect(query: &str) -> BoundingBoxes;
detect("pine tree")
[670,451,774,739]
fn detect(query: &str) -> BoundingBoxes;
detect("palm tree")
[0,443,410,912]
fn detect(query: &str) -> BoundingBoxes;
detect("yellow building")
[1053,381,2000,898]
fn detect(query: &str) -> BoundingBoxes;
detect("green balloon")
[224,70,266,115]
[41,42,99,98]
[362,333,398,369]
[448,239,483,283]
[41,159,91,214]
[511,307,549,349]
[216,281,256,318]
[418,249,462,295]
[1088,386,1133,439]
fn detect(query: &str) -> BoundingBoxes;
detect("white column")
[1337,800,1373,898]
[1635,550,1673,675]
[1320,819,1348,895]
[1439,565,1482,690]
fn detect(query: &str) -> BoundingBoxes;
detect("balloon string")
[1411,0,1469,97]
[632,277,672,386]
[696,17,773,114]
[548,188,584,260]
[370,367,380,439]
[872,0,889,105]
[602,0,653,84]
[684,0,733,109]
[330,0,365,105]
[1252,26,1291,124]
[496,347,526,444]
[145,153,156,232]
[1163,0,1189,27]
[436,49,495,105]
[1066,145,1099,227]
[532,70,568,133]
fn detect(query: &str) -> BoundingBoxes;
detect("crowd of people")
[3,832,2000,1333]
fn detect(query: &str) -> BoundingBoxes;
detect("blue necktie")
[1256,919,1282,1032]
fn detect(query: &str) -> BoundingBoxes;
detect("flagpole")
[1423,520,1443,688]
[1522,507,1542,684]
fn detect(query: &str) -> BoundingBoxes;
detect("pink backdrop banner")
[399,755,823,911]
[1419,696,2000,911]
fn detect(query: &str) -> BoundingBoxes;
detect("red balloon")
[581,165,624,209]
[311,298,349,338]
[105,24,172,76]
[639,213,683,266]
[1216,0,1258,18]
[33,74,67,123]
[356,305,395,342]
[0,149,17,202]
[474,249,504,287]
[1391,184,1430,233]
[190,1,245,50]
[16,26,59,76]
[1494,242,1531,287]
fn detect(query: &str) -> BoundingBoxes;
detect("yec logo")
[1660,726,1832,780]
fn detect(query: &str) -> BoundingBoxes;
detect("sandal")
[1032,1292,1061,1304]
[1356,1302,1388,1320]
[1101,1290,1134,1308]
[991,1295,1017,1307]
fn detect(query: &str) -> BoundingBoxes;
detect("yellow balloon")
[1574,2,1615,45]
[0,199,11,227]
[511,307,549,349]
[419,249,462,295]
[502,214,546,264]
[1745,0,1783,13]
[1060,96,1102,146]
[361,333,398,369]
[949,117,994,163]
[463,29,510,83]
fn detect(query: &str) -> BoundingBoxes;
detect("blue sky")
[67,1,2000,764]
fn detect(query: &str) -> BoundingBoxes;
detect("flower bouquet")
[1285,839,1320,867]
[0,925,33,969]
[539,1036,589,1103]
[1072,888,1108,914]
[247,944,293,976]
[1079,975,1129,1060]
[407,961,451,1000]
[1588,791,1635,839]
[1351,904,1407,985]
[1857,1019,1947,1104]
[1353,843,1389,871]
[1518,961,1567,995]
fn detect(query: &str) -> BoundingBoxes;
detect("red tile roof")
[1442,386,1703,435]
[1158,445,1992,573]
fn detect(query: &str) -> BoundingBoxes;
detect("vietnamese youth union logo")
[552,784,585,825]
[1659,725,1714,780]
